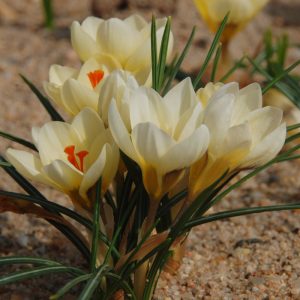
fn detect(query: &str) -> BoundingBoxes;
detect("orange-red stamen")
[64,145,89,172]
[87,69,104,88]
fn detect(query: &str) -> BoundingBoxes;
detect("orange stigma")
[87,69,104,88]
[64,145,89,172]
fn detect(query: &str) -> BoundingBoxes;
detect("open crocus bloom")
[189,82,286,199]
[6,108,119,210]
[44,57,121,116]
[71,14,174,85]
[108,78,209,199]
[193,0,269,42]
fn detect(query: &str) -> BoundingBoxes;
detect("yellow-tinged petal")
[96,18,141,66]
[44,160,82,192]
[108,99,139,161]
[71,21,99,61]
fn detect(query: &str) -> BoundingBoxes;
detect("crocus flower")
[193,0,269,43]
[71,14,174,85]
[6,108,119,210]
[44,57,120,116]
[108,78,209,199]
[189,82,286,199]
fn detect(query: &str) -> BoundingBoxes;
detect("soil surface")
[1,0,300,299]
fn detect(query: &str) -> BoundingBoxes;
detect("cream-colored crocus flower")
[193,0,269,43]
[44,56,121,117]
[189,82,286,199]
[108,78,210,200]
[71,14,174,85]
[6,108,119,211]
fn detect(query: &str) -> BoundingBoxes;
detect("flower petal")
[131,122,176,169]
[163,78,198,129]
[96,18,141,65]
[71,21,99,61]
[44,160,82,192]
[160,125,209,174]
[71,108,105,147]
[108,99,138,161]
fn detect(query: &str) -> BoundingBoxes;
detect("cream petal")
[49,64,78,85]
[124,14,147,30]
[131,122,176,168]
[210,82,239,102]
[221,123,252,157]
[71,108,105,147]
[232,82,262,124]
[6,149,44,180]
[81,16,103,40]
[108,99,138,161]
[37,122,78,165]
[44,160,82,192]
[43,82,63,107]
[71,21,99,61]
[163,78,198,129]
[129,87,165,130]
[98,70,139,124]
[247,106,283,145]
[96,18,141,65]
[79,144,108,199]
[160,125,209,174]
[204,93,235,155]
[61,79,99,114]
[242,123,286,167]
[174,104,203,141]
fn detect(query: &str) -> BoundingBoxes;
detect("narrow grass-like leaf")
[185,203,300,230]
[193,13,229,89]
[42,0,54,29]
[0,256,61,267]
[0,266,85,285]
[157,17,171,90]
[151,16,158,91]
[262,60,300,94]
[50,274,92,300]
[210,43,222,82]
[0,156,90,261]
[287,123,300,132]
[20,75,64,121]
[0,161,11,167]
[219,56,246,82]
[162,26,196,96]
[90,178,102,272]
[0,130,37,151]
[78,265,109,300]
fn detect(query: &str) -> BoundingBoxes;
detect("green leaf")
[157,17,171,91]
[193,13,229,89]
[210,43,222,82]
[0,157,90,261]
[78,265,109,300]
[287,123,300,132]
[219,56,246,82]
[0,161,11,167]
[151,16,158,91]
[50,274,92,300]
[20,75,64,121]
[0,266,85,285]
[42,0,54,29]
[0,130,37,151]
[90,178,102,272]
[162,27,196,96]
[0,256,61,267]
[185,203,300,230]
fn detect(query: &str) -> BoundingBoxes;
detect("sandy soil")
[1,0,300,299]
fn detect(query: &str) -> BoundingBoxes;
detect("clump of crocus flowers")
[2,12,298,300]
